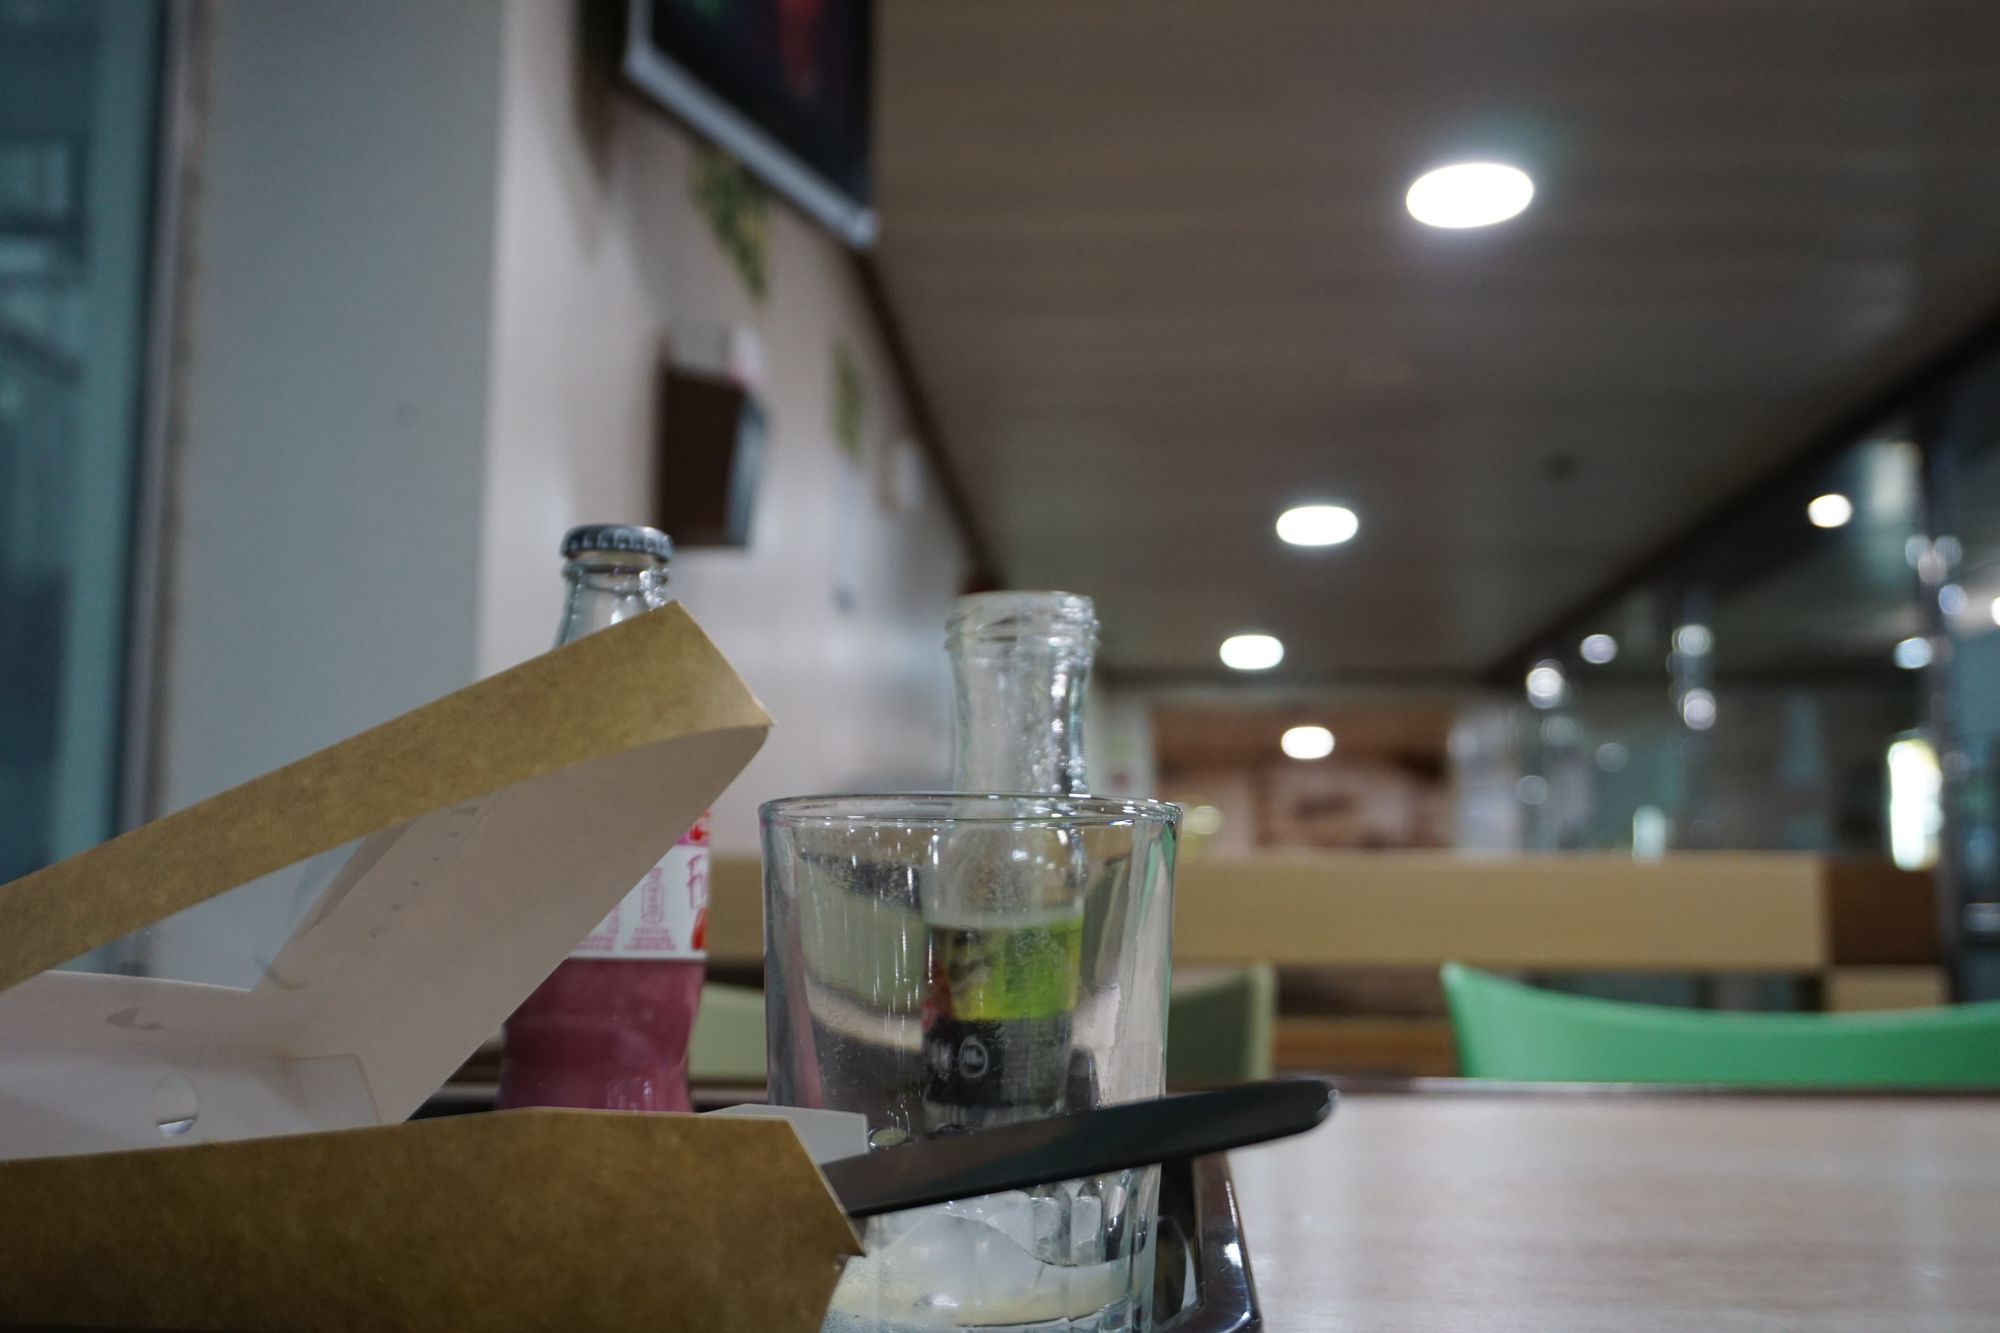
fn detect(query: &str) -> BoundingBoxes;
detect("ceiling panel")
[874,0,2000,677]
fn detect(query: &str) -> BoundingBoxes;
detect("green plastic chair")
[1443,962,2000,1088]
[1166,964,1277,1088]
[688,982,768,1084]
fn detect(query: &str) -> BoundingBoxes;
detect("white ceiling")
[873,0,2000,680]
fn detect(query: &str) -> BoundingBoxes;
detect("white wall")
[158,0,505,813]
[1087,685,1159,800]
[151,0,968,938]
[480,0,967,850]
[146,0,507,982]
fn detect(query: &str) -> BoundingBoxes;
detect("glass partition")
[0,2,162,887]
[1498,429,1927,860]
[1493,323,2000,998]
[1927,342,2000,996]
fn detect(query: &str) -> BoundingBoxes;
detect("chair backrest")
[1442,962,2000,1087]
[1166,963,1277,1087]
[689,982,769,1083]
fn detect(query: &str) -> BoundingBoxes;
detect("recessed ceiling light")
[1405,162,1534,229]
[1220,633,1284,671]
[1894,636,1934,670]
[1281,725,1335,761]
[1276,504,1359,547]
[1807,493,1854,529]
[1579,633,1618,665]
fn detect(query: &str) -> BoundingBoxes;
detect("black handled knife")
[821,1077,1335,1218]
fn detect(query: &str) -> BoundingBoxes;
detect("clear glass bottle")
[947,591,1100,794]
[497,525,710,1112]
[932,594,1103,1125]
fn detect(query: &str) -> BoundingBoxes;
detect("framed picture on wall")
[621,0,875,248]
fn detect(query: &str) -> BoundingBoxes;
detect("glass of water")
[762,794,1179,1333]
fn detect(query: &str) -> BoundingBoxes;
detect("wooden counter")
[1233,1090,2000,1329]
[708,852,1934,974]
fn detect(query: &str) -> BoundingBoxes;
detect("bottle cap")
[560,525,673,562]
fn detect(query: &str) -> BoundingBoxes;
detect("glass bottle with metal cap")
[497,524,711,1113]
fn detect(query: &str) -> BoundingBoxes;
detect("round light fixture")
[1219,633,1284,671]
[1940,584,1968,617]
[1579,633,1618,665]
[1276,504,1359,547]
[1807,493,1854,529]
[1894,636,1934,670]
[1281,725,1335,761]
[1405,162,1534,229]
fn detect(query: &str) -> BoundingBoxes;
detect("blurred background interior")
[9,0,2000,1082]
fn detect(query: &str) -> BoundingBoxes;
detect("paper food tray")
[0,606,865,1332]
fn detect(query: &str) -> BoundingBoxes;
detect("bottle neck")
[948,592,1098,795]
[555,556,673,646]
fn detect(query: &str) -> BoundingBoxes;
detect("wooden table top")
[1230,1091,2000,1330]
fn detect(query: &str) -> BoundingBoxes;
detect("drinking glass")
[762,794,1179,1333]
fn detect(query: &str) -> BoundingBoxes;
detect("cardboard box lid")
[0,1110,862,1333]
[0,608,872,1332]
[0,605,771,1156]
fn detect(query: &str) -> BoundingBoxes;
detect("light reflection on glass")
[1887,736,1942,871]
[1680,687,1717,730]
[1672,624,1713,657]
[1525,661,1566,709]
[1632,806,1669,860]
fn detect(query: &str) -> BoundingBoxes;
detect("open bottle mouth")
[945,591,1100,654]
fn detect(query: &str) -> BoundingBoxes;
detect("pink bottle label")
[569,814,710,959]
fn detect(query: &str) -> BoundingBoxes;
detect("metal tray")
[1154,1154,1261,1332]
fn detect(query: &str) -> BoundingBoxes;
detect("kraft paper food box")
[0,606,861,1332]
